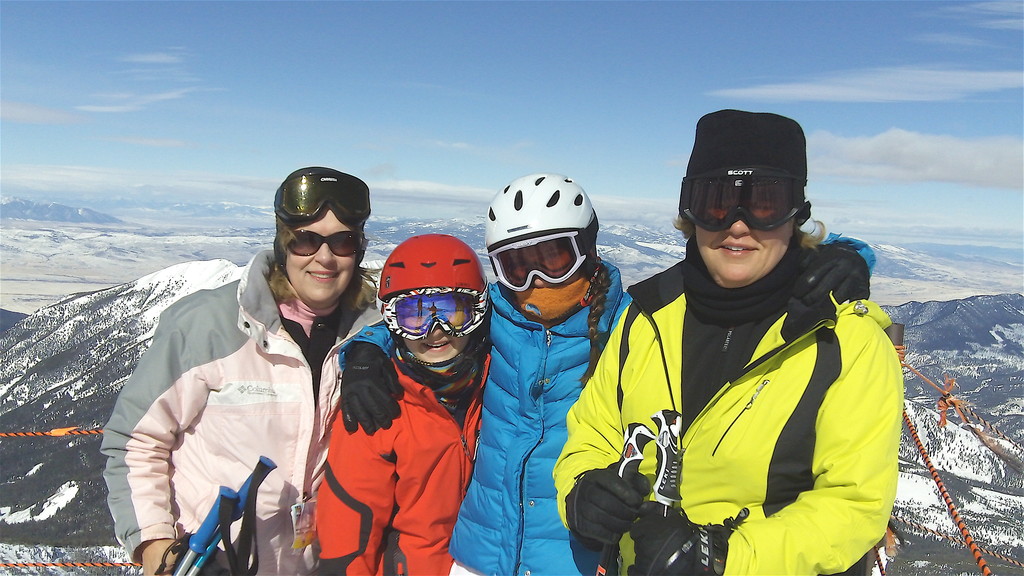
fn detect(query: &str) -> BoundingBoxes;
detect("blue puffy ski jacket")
[448,262,629,576]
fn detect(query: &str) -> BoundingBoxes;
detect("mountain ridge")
[0,257,1021,574]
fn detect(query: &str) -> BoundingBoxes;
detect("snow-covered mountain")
[0,257,1021,573]
[2,197,1022,316]
[1,197,123,224]
[1,198,1022,572]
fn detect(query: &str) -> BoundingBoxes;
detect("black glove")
[566,464,651,550]
[340,341,402,434]
[628,504,747,576]
[795,242,870,306]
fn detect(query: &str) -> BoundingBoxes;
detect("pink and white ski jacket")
[102,251,380,575]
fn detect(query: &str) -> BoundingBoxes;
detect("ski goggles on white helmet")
[680,168,809,231]
[381,287,488,340]
[488,230,588,292]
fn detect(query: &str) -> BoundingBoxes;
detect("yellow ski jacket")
[554,265,903,575]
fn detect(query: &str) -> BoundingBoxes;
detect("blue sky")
[2,1,1022,251]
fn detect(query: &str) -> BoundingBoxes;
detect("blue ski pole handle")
[173,487,239,576]
[235,456,278,512]
[596,422,656,576]
[651,409,682,510]
[186,456,278,576]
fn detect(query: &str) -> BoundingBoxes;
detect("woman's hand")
[139,538,178,575]
[795,242,870,305]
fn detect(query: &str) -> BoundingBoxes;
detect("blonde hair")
[269,221,377,310]
[672,215,826,250]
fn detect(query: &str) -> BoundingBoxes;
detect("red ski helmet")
[379,234,489,340]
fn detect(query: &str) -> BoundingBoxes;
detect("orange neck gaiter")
[514,274,592,327]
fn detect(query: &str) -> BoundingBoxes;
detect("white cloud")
[0,165,273,203]
[102,136,195,148]
[119,51,185,65]
[944,1,1024,31]
[709,67,1022,102]
[913,33,988,48]
[75,87,200,113]
[809,129,1024,190]
[0,101,87,125]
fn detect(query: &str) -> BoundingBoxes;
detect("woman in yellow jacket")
[554,110,904,576]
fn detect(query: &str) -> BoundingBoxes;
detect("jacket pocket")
[711,379,770,457]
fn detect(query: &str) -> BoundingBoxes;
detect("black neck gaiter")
[680,235,801,326]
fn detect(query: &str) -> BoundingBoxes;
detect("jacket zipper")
[711,378,770,456]
[513,329,552,576]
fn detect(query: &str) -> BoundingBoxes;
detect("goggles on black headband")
[274,171,370,227]
[679,168,809,231]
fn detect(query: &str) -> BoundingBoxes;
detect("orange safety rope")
[873,547,886,576]
[0,427,103,438]
[959,403,1024,454]
[903,409,993,576]
[891,515,1024,569]
[900,348,1024,471]
[0,561,140,567]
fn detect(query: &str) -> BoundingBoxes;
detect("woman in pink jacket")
[102,167,380,575]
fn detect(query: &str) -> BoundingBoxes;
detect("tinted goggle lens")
[489,233,586,292]
[287,230,362,257]
[682,175,802,231]
[276,174,370,226]
[391,292,480,338]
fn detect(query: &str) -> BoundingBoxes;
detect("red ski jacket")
[318,357,486,575]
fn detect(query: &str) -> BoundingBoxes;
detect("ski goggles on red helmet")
[381,288,488,340]
[287,230,364,257]
[275,171,370,227]
[488,230,588,292]
[680,168,809,231]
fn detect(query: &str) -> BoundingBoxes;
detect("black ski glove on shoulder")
[340,341,401,434]
[628,504,747,576]
[794,242,870,306]
[566,463,651,550]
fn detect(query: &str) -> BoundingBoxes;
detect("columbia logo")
[238,383,277,396]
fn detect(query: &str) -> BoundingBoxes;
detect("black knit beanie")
[685,109,807,181]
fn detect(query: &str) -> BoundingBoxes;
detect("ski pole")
[651,409,682,513]
[173,487,239,576]
[596,422,657,576]
[215,455,278,576]
[650,410,728,575]
[185,456,277,576]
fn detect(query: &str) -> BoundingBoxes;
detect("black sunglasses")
[287,230,363,257]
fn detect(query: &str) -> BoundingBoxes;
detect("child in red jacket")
[318,234,489,575]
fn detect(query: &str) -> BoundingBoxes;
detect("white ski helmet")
[485,173,598,251]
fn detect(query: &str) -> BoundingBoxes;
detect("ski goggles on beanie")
[680,168,810,231]
[274,169,371,227]
[382,288,488,340]
[488,230,588,292]
[287,230,365,257]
